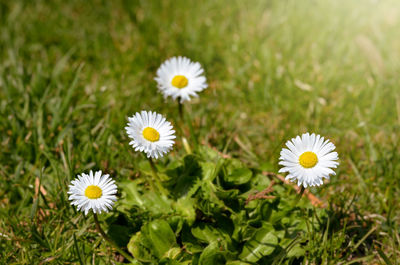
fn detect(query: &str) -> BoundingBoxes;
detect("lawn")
[1,0,400,264]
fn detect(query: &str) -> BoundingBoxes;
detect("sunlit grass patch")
[1,0,400,263]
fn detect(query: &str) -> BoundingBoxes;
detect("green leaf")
[198,242,226,265]
[144,219,178,258]
[239,226,278,263]
[127,231,155,262]
[215,187,239,200]
[159,259,185,265]
[166,155,202,199]
[196,145,221,161]
[127,220,178,261]
[173,197,196,225]
[120,181,173,214]
[163,247,182,259]
[181,224,204,254]
[191,224,220,244]
[107,224,133,248]
[201,161,220,182]
[226,261,252,265]
[191,223,233,258]
[287,245,306,258]
[224,168,253,185]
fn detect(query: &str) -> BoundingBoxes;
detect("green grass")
[1,0,400,264]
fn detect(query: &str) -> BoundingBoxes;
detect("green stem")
[298,186,305,200]
[293,186,306,207]
[177,98,196,152]
[178,99,184,122]
[148,157,169,196]
[185,111,198,149]
[148,157,158,176]
[93,214,135,263]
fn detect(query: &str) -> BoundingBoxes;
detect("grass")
[1,0,400,264]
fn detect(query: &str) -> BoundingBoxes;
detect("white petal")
[125,111,176,159]
[68,171,118,215]
[278,133,339,188]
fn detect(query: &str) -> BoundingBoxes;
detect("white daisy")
[154,56,208,103]
[278,133,339,188]
[125,110,176,159]
[68,170,117,215]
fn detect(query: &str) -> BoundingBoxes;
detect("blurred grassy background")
[1,0,400,263]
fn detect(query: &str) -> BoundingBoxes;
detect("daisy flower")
[279,133,339,188]
[68,170,117,215]
[154,56,208,103]
[125,110,176,159]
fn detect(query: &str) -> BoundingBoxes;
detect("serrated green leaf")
[173,197,196,225]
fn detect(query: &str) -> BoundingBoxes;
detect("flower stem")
[298,186,305,200]
[177,98,198,151]
[148,157,158,177]
[148,157,169,196]
[93,213,134,263]
[178,99,184,122]
[292,186,306,207]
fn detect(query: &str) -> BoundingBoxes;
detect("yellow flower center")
[299,151,318,168]
[171,75,188,88]
[142,127,160,142]
[85,185,102,199]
